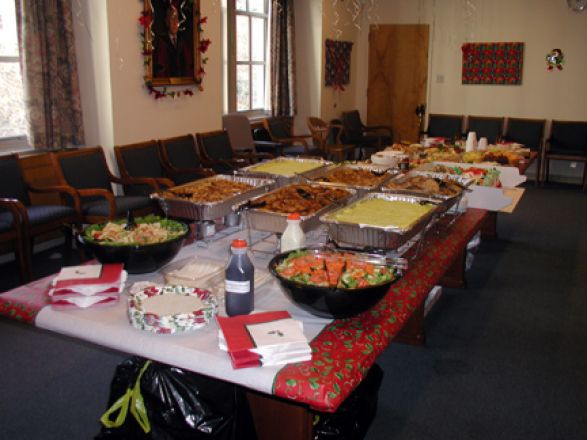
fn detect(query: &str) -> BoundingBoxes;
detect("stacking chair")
[196,129,249,174]
[307,117,354,162]
[223,113,281,158]
[114,140,176,196]
[263,116,325,157]
[425,114,464,140]
[158,134,215,185]
[466,116,505,144]
[341,110,393,159]
[0,153,82,282]
[541,120,587,190]
[50,146,160,224]
[503,118,546,184]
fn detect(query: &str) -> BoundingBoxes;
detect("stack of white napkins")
[217,311,312,369]
[47,263,127,310]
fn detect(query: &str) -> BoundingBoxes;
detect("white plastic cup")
[465,131,477,152]
[478,137,488,151]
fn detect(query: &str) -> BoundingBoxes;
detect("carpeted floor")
[1,182,586,439]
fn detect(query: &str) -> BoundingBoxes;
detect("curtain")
[16,0,85,149]
[270,0,296,117]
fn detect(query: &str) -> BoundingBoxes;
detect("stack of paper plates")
[128,285,217,334]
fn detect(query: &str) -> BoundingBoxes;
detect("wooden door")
[367,24,429,143]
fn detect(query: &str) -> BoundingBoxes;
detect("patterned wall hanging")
[325,39,353,91]
[461,42,524,85]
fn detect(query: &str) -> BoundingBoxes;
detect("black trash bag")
[96,356,258,440]
[313,363,384,440]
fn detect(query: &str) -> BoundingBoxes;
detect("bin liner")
[95,356,258,440]
[313,363,383,440]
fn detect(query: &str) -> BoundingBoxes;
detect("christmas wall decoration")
[461,42,524,85]
[546,49,564,71]
[325,39,353,91]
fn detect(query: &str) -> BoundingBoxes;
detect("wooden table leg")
[246,391,313,440]
[394,303,426,346]
[440,247,467,288]
[481,211,498,240]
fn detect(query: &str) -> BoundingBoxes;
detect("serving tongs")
[433,177,472,193]
[317,242,409,272]
[233,199,267,213]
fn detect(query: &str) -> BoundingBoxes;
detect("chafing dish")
[236,157,332,187]
[152,174,275,221]
[309,163,399,197]
[320,192,441,250]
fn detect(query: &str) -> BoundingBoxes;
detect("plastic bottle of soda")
[225,239,254,316]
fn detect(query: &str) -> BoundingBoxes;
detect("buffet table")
[0,208,488,440]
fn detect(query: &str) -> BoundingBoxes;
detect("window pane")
[236,15,249,62]
[0,62,27,137]
[235,0,247,11]
[251,65,264,110]
[249,0,265,13]
[0,0,19,57]
[236,65,250,111]
[251,17,265,62]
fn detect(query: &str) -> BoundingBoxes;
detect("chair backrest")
[196,130,234,161]
[264,116,293,141]
[466,116,505,144]
[504,118,546,151]
[427,114,464,139]
[159,134,203,169]
[114,140,165,180]
[0,154,31,205]
[341,110,364,143]
[223,113,255,152]
[549,120,587,154]
[307,117,337,153]
[52,146,112,191]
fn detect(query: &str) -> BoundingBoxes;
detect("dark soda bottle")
[225,239,254,316]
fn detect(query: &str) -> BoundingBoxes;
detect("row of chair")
[425,114,587,189]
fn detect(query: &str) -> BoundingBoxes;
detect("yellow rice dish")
[249,159,323,176]
[327,198,435,228]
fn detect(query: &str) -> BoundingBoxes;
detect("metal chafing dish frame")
[236,156,332,187]
[306,163,400,197]
[239,183,357,235]
[320,192,442,251]
[152,174,275,221]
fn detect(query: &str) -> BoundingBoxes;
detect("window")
[0,1,27,148]
[228,0,270,115]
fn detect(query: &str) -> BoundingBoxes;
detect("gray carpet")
[1,183,586,439]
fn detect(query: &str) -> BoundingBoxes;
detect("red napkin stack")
[48,263,127,310]
[216,311,312,369]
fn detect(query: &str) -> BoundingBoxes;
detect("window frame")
[227,0,270,118]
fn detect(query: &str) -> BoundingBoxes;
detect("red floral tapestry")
[325,39,353,90]
[462,42,524,85]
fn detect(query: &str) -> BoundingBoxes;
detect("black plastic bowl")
[79,219,188,274]
[268,247,401,319]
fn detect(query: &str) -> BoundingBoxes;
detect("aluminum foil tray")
[153,174,275,221]
[320,192,441,250]
[309,163,399,197]
[245,185,356,234]
[236,157,332,187]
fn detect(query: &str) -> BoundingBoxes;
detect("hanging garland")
[138,0,211,99]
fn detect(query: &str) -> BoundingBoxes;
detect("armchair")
[466,116,505,144]
[307,117,354,162]
[114,140,175,195]
[158,134,215,185]
[223,113,280,159]
[503,118,546,185]
[341,110,393,159]
[0,153,82,281]
[263,116,325,157]
[196,130,249,174]
[541,120,587,190]
[425,114,464,140]
[50,146,160,224]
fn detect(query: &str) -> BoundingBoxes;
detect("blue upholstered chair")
[341,110,393,159]
[157,134,215,185]
[263,116,325,157]
[426,114,464,140]
[196,129,248,174]
[541,120,587,190]
[0,153,82,281]
[50,146,159,224]
[466,116,505,145]
[503,118,546,185]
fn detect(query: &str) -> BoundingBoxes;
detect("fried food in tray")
[384,174,462,197]
[313,167,389,187]
[254,184,350,216]
[162,179,254,203]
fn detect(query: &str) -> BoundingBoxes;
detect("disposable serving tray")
[236,157,332,187]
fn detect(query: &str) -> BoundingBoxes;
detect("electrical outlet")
[570,162,577,168]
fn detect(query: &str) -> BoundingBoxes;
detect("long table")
[0,208,488,440]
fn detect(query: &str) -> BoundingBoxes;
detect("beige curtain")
[16,0,85,149]
[270,0,296,117]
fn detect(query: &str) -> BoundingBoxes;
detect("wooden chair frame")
[157,134,215,181]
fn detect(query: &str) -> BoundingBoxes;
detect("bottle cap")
[287,213,301,220]
[231,239,247,248]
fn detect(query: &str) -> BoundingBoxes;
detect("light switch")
[436,74,445,84]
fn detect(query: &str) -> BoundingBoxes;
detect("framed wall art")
[462,42,524,85]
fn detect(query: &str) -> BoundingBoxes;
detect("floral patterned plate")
[128,285,217,334]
